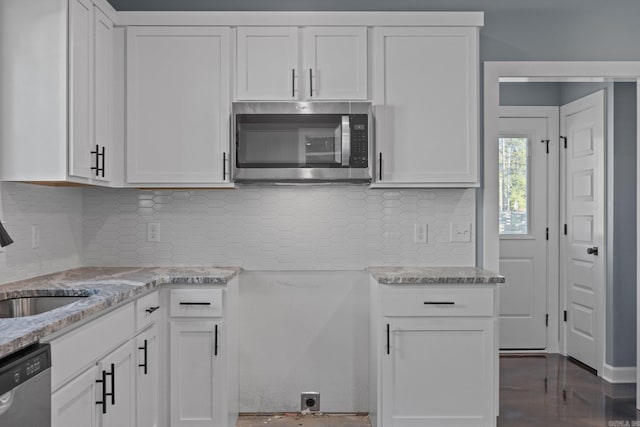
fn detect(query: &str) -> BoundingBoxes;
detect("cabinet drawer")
[49,303,135,391]
[169,289,222,318]
[135,291,160,331]
[381,288,494,317]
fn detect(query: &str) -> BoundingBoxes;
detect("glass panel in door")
[499,137,529,235]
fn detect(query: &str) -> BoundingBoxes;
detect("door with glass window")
[498,109,552,350]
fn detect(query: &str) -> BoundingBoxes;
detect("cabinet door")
[373,27,478,186]
[52,367,99,427]
[68,0,93,180]
[170,320,225,427]
[127,27,230,184]
[99,340,136,427]
[136,325,159,427]
[92,6,113,183]
[236,27,299,100]
[302,27,367,100]
[382,317,494,427]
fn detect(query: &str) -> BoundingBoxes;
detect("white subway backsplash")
[0,183,83,284]
[82,186,475,269]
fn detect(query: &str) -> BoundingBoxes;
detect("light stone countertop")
[0,267,240,358]
[368,266,505,285]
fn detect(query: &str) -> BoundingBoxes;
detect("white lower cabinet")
[166,284,237,427]
[52,367,99,427]
[370,282,498,427]
[169,320,225,427]
[136,324,159,427]
[382,318,494,427]
[49,293,161,427]
[98,340,136,427]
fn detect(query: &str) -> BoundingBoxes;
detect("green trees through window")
[499,137,528,234]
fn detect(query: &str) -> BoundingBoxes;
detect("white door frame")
[483,62,640,383]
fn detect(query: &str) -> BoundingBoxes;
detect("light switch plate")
[451,222,472,242]
[147,222,160,242]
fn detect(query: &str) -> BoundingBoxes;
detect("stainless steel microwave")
[232,102,372,183]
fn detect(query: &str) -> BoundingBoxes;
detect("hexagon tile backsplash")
[82,186,475,270]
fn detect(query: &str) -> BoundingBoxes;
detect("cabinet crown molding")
[116,11,484,27]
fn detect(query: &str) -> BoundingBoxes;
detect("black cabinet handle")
[309,68,313,97]
[91,144,100,177]
[379,153,383,181]
[138,339,148,375]
[90,145,106,178]
[223,152,227,180]
[214,324,219,356]
[424,301,455,305]
[107,363,115,405]
[145,306,160,314]
[386,323,390,355]
[100,146,106,178]
[587,246,599,256]
[179,302,211,306]
[96,369,108,414]
[292,69,295,98]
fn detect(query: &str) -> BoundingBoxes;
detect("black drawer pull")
[145,306,160,314]
[179,302,211,306]
[424,301,455,305]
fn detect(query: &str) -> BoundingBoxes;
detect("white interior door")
[498,108,553,350]
[561,90,606,371]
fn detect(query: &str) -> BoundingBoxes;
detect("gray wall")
[500,82,561,106]
[612,83,637,367]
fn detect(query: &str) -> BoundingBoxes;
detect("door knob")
[587,247,599,256]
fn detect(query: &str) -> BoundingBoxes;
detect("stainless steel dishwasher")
[0,343,51,427]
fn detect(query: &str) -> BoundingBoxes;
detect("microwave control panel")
[350,115,369,168]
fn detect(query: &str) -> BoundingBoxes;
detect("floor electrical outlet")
[300,392,320,412]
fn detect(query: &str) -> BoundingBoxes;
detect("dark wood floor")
[237,354,640,427]
[499,354,639,426]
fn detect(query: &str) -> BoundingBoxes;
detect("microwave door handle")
[341,116,351,167]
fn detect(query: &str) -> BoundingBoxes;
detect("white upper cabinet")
[236,26,367,101]
[91,6,114,182]
[302,27,368,100]
[68,0,93,180]
[0,0,118,185]
[236,27,299,100]
[373,27,479,187]
[69,2,113,182]
[126,26,231,185]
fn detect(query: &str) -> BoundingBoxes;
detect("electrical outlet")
[414,223,427,244]
[32,225,40,249]
[451,222,472,242]
[300,392,320,412]
[147,223,160,242]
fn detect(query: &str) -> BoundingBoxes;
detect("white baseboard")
[602,363,636,383]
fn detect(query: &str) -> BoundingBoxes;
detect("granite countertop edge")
[367,266,505,285]
[0,267,241,358]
